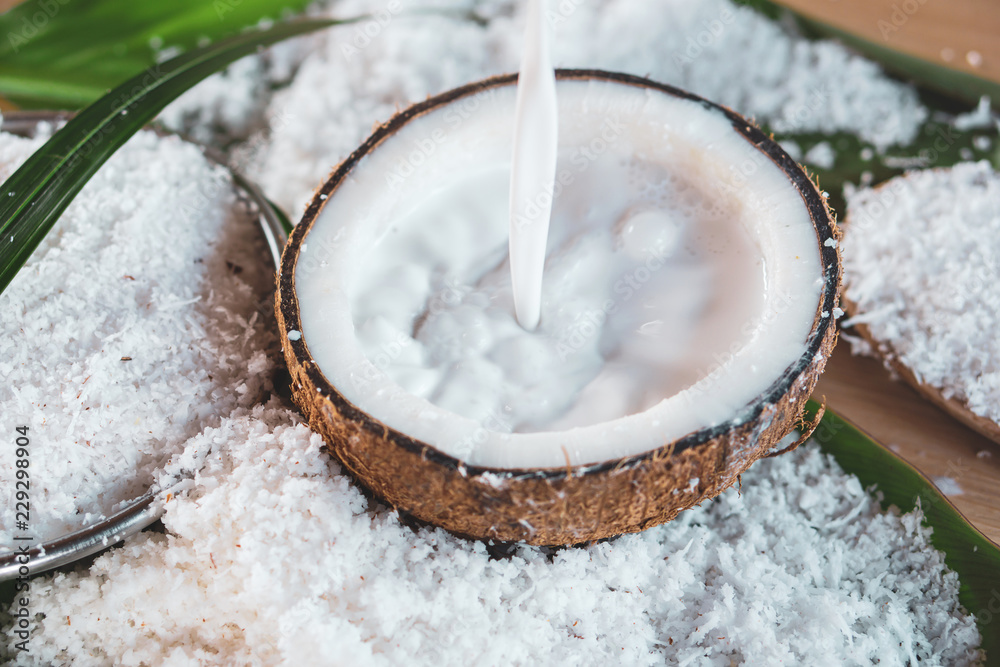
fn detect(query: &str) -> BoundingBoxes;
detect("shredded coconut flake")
[0,130,276,543]
[953,95,994,131]
[1,406,982,665]
[932,476,965,497]
[843,161,1000,426]
[254,0,927,214]
[804,141,836,169]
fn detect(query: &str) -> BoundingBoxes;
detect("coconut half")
[840,303,1000,446]
[841,166,1000,446]
[276,70,840,545]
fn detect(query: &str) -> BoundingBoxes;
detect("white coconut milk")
[296,81,823,468]
[508,0,558,331]
[350,157,766,434]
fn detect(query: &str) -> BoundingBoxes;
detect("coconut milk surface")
[297,81,823,467]
[350,157,766,435]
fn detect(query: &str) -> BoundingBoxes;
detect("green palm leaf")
[739,1,1000,217]
[0,16,350,295]
[769,122,1000,217]
[0,0,315,108]
[807,401,1000,658]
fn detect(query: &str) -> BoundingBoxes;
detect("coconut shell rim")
[277,68,841,480]
[839,176,1000,446]
[841,287,1000,447]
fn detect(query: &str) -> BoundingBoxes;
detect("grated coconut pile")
[0,0,986,664]
[251,0,927,215]
[0,128,277,543]
[2,405,984,665]
[843,161,1000,426]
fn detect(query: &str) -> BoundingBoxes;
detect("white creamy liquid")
[296,81,823,468]
[351,162,765,434]
[508,0,558,331]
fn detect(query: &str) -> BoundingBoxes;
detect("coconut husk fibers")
[276,70,842,546]
[840,298,1000,447]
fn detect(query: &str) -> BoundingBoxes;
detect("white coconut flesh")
[293,79,824,469]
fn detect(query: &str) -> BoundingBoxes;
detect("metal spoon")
[0,111,287,581]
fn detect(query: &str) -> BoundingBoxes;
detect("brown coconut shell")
[276,70,842,546]
[840,172,1000,447]
[841,289,1000,447]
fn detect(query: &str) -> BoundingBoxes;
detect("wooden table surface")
[769,0,1000,545]
[818,345,1000,545]
[774,0,1000,86]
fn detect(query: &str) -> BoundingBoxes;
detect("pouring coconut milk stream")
[297,2,821,448]
[340,0,775,434]
[509,0,558,330]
